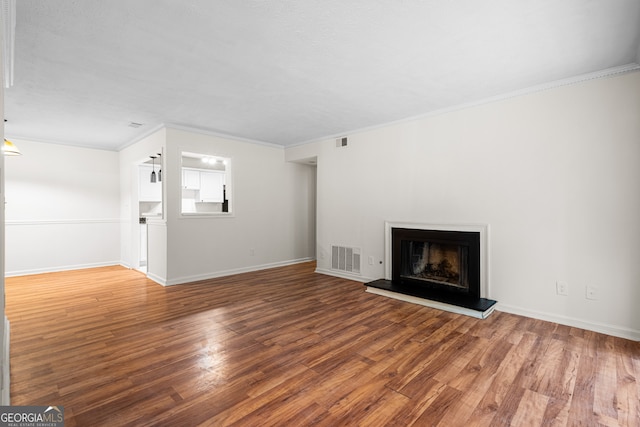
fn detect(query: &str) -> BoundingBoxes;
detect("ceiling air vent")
[331,245,361,274]
[335,137,348,148]
[128,122,144,128]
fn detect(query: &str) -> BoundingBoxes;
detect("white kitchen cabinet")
[139,165,162,201]
[182,169,200,189]
[199,171,224,202]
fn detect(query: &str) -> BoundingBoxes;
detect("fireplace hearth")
[366,223,496,318]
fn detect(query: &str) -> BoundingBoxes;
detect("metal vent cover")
[331,245,361,274]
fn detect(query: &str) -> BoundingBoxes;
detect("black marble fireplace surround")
[366,226,496,316]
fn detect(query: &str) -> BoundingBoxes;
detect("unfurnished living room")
[0,1,639,426]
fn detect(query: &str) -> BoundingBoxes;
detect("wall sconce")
[3,119,20,155]
[3,138,21,156]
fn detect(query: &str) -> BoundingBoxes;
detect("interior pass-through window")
[181,152,231,215]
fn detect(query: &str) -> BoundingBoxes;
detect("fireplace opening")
[401,241,468,288]
[365,223,496,318]
[393,228,480,300]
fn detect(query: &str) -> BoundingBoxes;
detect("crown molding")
[2,134,121,152]
[164,123,284,149]
[118,122,284,151]
[288,63,640,148]
[115,123,166,151]
[9,63,639,153]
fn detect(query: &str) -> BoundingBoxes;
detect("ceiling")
[4,0,640,151]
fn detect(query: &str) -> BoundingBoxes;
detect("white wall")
[162,127,316,285]
[4,139,120,275]
[4,123,315,286]
[287,71,640,340]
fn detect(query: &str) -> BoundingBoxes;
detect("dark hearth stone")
[365,279,497,313]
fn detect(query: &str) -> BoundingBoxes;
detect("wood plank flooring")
[5,262,640,426]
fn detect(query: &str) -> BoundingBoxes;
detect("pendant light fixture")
[157,153,162,182]
[150,155,157,183]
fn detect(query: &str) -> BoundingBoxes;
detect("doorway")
[136,155,163,272]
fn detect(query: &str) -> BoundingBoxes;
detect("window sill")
[180,212,234,219]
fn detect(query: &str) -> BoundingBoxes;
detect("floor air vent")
[331,245,361,274]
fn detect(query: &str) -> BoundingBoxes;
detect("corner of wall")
[1,316,9,405]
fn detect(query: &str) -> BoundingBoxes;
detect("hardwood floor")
[5,262,639,426]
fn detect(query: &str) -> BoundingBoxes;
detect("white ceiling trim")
[2,133,118,152]
[115,123,284,152]
[115,123,167,152]
[10,63,639,153]
[163,124,284,150]
[6,122,168,152]
[289,63,640,148]
[7,1,640,151]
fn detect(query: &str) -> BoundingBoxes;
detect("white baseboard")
[315,270,639,341]
[497,303,640,342]
[5,261,121,277]
[2,317,10,405]
[11,260,635,342]
[146,272,167,286]
[314,267,375,283]
[163,258,315,286]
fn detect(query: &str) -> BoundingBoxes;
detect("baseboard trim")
[497,303,640,342]
[316,270,639,341]
[5,218,121,226]
[164,258,315,286]
[5,261,122,277]
[314,268,375,283]
[146,272,167,286]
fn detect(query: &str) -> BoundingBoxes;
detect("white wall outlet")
[368,256,374,265]
[556,281,568,296]
[249,248,255,256]
[586,286,598,300]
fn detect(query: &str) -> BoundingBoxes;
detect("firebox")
[393,228,480,300]
[365,222,496,318]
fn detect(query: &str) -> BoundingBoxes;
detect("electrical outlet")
[556,281,568,296]
[249,248,255,256]
[586,286,598,300]
[368,256,374,265]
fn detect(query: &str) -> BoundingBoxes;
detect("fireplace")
[393,227,480,300]
[366,222,496,318]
